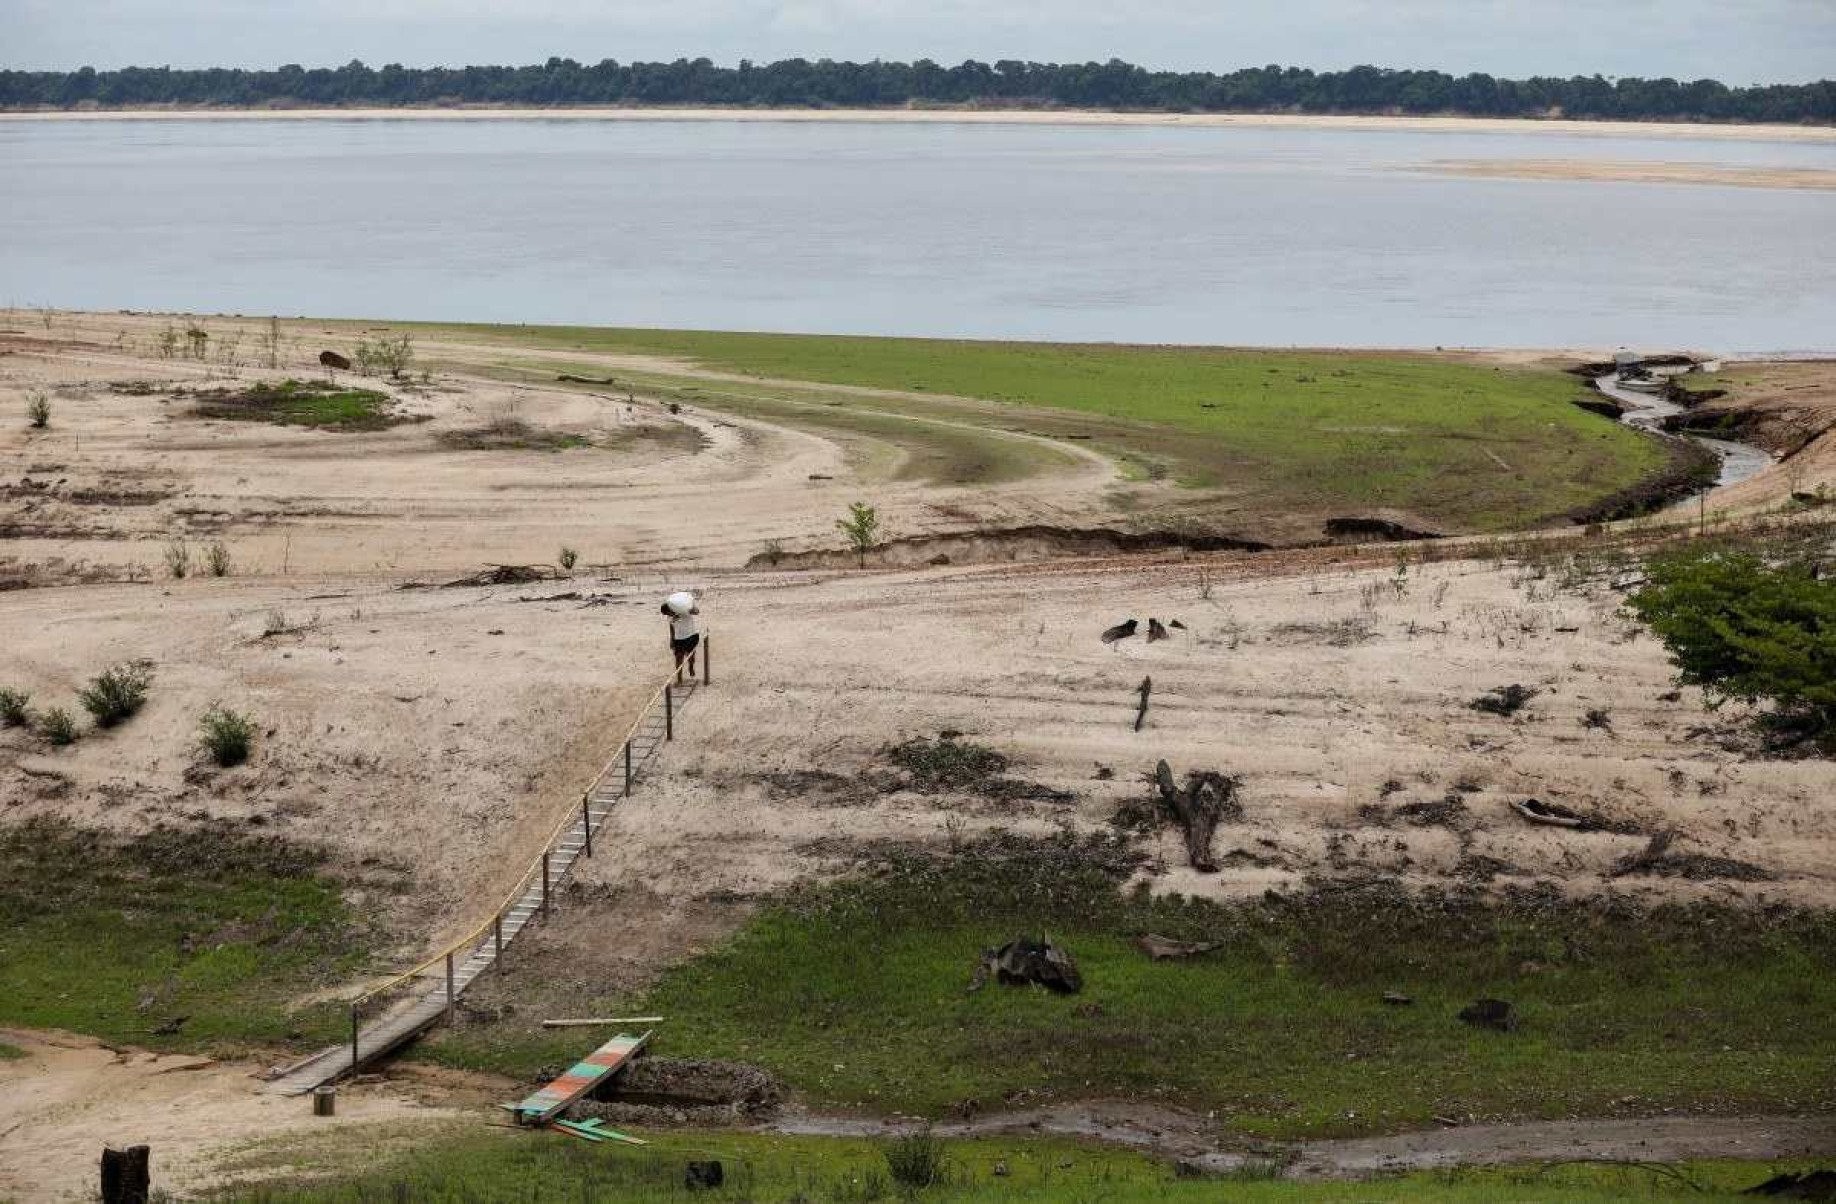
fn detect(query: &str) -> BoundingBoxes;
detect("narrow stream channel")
[1593,370,1773,490]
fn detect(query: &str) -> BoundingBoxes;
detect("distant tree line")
[3,58,1831,124]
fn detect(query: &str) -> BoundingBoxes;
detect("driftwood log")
[1154,759,1243,873]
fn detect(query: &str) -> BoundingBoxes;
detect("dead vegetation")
[1610,830,1774,882]
[1150,759,1245,872]
[884,734,1072,803]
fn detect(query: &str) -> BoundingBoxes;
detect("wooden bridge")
[263,661,704,1097]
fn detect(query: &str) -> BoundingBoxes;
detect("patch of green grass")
[0,817,372,1053]
[425,834,1836,1141]
[192,378,400,430]
[424,322,1666,529]
[0,1040,24,1060]
[215,1124,1816,1203]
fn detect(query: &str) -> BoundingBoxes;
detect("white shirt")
[670,611,701,641]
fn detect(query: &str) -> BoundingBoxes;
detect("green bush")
[38,707,79,746]
[1628,542,1836,750]
[198,705,256,767]
[836,500,881,568]
[79,660,154,728]
[0,688,29,727]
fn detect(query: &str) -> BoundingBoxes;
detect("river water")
[2,116,1833,350]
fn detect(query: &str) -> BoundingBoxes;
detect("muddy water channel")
[1594,370,1773,489]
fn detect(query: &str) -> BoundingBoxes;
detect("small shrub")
[198,705,256,767]
[164,539,190,579]
[38,707,79,746]
[204,542,232,577]
[25,390,50,429]
[0,688,30,727]
[558,546,578,573]
[882,1128,949,1190]
[79,660,153,728]
[354,332,414,378]
[837,501,881,568]
[762,538,785,566]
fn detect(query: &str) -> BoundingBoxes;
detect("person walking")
[662,591,701,680]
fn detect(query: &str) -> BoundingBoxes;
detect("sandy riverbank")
[1428,157,1836,189]
[4,105,1835,142]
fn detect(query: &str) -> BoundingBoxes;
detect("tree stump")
[100,1145,150,1204]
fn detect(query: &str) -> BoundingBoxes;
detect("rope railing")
[344,632,711,1067]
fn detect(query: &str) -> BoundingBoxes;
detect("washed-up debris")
[1169,619,1187,630]
[971,934,1082,994]
[1102,618,1138,644]
[1134,676,1152,731]
[1381,991,1414,1006]
[1134,933,1221,960]
[552,1118,647,1145]
[543,1017,666,1028]
[1611,830,1772,882]
[318,350,351,370]
[1470,684,1537,716]
[685,1161,725,1190]
[1458,998,1518,1032]
[1147,617,1170,643]
[443,563,565,588]
[1154,759,1244,872]
[1512,798,1588,829]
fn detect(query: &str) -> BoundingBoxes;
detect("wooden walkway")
[263,681,695,1096]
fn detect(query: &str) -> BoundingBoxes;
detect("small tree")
[558,546,579,573]
[26,390,50,429]
[1628,543,1836,750]
[836,501,881,568]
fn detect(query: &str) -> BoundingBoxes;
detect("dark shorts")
[671,633,701,657]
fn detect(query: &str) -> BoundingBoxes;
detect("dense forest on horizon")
[3,57,1833,123]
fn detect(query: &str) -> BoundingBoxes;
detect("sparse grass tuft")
[37,706,79,746]
[204,541,233,577]
[165,538,190,579]
[198,705,256,767]
[0,688,29,727]
[883,1128,951,1190]
[79,659,153,728]
[25,389,51,429]
[1470,683,1537,716]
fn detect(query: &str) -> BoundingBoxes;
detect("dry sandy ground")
[3,317,1835,1195]
[12,108,1836,144]
[0,1028,459,1201]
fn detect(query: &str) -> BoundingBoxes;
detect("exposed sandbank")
[1427,157,1836,189]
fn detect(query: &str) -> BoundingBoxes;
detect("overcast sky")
[4,0,1831,84]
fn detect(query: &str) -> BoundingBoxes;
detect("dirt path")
[0,1028,457,1202]
[770,1103,1835,1177]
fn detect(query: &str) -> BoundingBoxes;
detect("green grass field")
[403,322,1669,532]
[0,818,370,1052]
[423,834,1836,1142]
[217,1124,1819,1203]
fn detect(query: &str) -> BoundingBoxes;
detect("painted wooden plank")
[509,1030,652,1123]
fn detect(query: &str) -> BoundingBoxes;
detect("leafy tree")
[1627,542,1836,751]
[837,501,881,568]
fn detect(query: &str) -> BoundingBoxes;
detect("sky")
[3,0,1832,84]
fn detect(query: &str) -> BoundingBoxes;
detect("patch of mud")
[574,1056,785,1126]
[748,526,1271,571]
[1322,517,1443,543]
